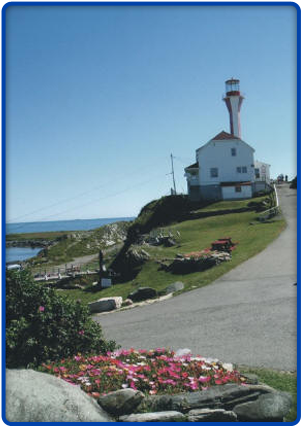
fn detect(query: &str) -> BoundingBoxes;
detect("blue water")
[6,217,134,235]
[6,247,43,263]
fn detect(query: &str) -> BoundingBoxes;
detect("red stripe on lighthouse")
[224,97,234,135]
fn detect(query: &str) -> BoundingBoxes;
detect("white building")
[254,160,271,192]
[185,79,271,201]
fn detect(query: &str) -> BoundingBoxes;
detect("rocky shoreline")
[6,240,50,249]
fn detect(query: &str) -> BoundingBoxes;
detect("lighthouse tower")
[223,78,244,138]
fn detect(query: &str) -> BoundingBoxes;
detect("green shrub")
[6,269,117,368]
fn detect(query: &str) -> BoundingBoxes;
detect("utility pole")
[170,153,177,195]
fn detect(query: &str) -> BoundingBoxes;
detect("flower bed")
[39,349,245,398]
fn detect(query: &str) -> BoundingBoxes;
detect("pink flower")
[38,306,45,312]
[78,330,85,336]
[199,376,211,383]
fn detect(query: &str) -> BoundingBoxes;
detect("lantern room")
[225,78,240,96]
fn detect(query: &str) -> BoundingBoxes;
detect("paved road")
[95,184,297,370]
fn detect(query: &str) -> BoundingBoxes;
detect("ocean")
[6,217,134,263]
[6,217,134,235]
[6,247,43,263]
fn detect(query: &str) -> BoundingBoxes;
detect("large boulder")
[98,388,144,416]
[5,369,112,423]
[88,297,122,313]
[142,384,275,413]
[127,287,157,302]
[233,392,292,422]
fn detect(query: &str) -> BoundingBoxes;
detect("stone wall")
[6,370,293,423]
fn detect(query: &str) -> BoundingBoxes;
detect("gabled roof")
[196,130,255,153]
[185,162,199,170]
[212,131,240,141]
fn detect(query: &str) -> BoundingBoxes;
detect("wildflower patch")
[39,348,243,397]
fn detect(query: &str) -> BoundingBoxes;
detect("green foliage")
[6,270,117,368]
[129,195,191,236]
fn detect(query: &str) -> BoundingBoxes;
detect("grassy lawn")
[238,366,297,423]
[192,194,272,213]
[59,207,285,305]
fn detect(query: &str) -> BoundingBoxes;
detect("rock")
[233,392,292,422]
[127,287,157,302]
[163,237,176,247]
[144,384,275,412]
[98,388,144,416]
[88,297,122,313]
[240,372,259,384]
[175,348,192,358]
[125,248,150,267]
[166,251,231,274]
[5,369,112,423]
[122,298,133,307]
[119,411,185,422]
[165,281,184,294]
[188,408,237,422]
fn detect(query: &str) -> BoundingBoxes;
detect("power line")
[8,156,167,223]
[7,172,165,232]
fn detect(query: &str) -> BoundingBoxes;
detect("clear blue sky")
[5,4,298,222]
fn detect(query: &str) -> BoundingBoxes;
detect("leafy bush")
[6,269,117,367]
[132,195,191,236]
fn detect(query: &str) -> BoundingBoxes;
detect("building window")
[235,186,242,192]
[242,166,247,173]
[210,168,218,178]
[236,167,241,173]
[255,168,260,179]
[231,148,237,156]
[237,166,247,173]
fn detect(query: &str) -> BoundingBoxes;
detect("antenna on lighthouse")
[223,78,244,138]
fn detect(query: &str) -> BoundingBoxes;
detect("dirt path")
[53,253,99,270]
[45,243,123,272]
